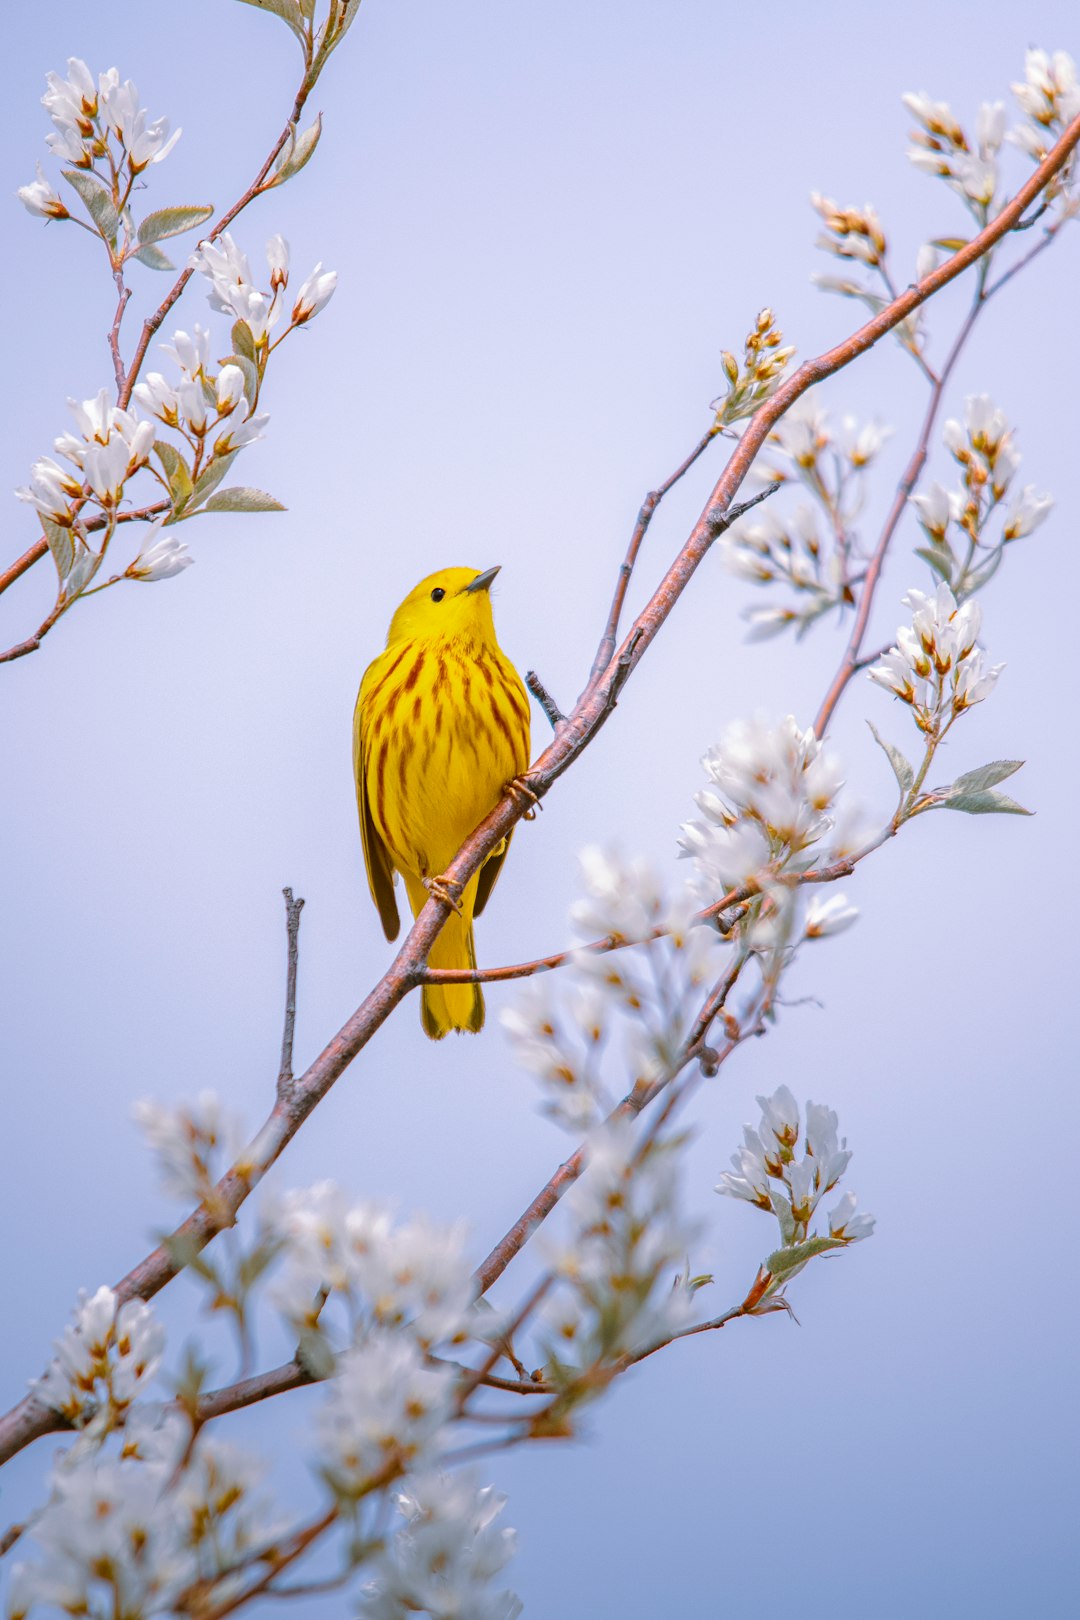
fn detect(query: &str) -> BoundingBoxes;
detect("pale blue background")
[1,2,1078,1615]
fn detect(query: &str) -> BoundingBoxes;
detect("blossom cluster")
[717,1085,874,1283]
[910,394,1053,595]
[904,92,1005,214]
[16,57,179,224]
[713,308,795,428]
[721,393,892,639]
[502,849,723,1131]
[1008,49,1080,200]
[270,1181,477,1357]
[33,1285,164,1436]
[868,582,1002,733]
[8,1411,283,1619]
[541,1122,699,1372]
[361,1472,522,1620]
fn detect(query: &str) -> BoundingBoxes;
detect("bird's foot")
[505,773,542,820]
[423,873,464,915]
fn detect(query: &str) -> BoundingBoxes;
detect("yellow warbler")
[353,566,531,1039]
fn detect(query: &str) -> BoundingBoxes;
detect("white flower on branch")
[55,389,155,477]
[33,1284,164,1432]
[16,161,68,220]
[680,715,844,898]
[361,1471,522,1620]
[266,232,290,291]
[271,1182,477,1351]
[546,1122,698,1363]
[15,455,81,523]
[190,232,283,341]
[828,1190,877,1243]
[126,519,192,582]
[212,406,269,458]
[1003,485,1054,541]
[1009,48,1080,171]
[810,192,887,267]
[314,1333,456,1503]
[98,67,180,172]
[41,58,100,169]
[133,371,181,427]
[868,584,1002,727]
[804,892,859,939]
[291,261,338,325]
[717,1088,870,1267]
[161,325,213,383]
[133,1088,240,1205]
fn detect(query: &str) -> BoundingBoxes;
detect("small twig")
[276,888,306,1098]
[587,425,721,690]
[704,479,782,537]
[108,270,133,394]
[525,670,566,729]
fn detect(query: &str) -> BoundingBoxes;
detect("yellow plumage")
[353,566,531,1039]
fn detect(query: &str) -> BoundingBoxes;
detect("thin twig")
[2,112,1077,1468]
[525,670,566,729]
[587,425,720,689]
[108,270,132,395]
[277,888,306,1098]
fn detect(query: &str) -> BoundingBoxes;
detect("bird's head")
[385,565,502,646]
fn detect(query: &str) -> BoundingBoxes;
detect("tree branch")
[276,888,306,1098]
[2,111,1077,1468]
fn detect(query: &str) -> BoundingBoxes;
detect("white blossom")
[15,455,81,522]
[804,893,859,939]
[126,519,193,583]
[34,1285,165,1430]
[869,583,1001,724]
[361,1471,522,1620]
[828,1190,876,1242]
[314,1334,456,1500]
[132,1089,239,1202]
[161,325,213,382]
[1003,485,1054,540]
[16,161,68,219]
[99,69,180,170]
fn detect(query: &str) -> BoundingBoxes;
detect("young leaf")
[41,516,74,582]
[948,760,1024,795]
[231,320,257,363]
[132,242,176,272]
[137,204,214,246]
[61,169,120,242]
[916,545,954,582]
[265,114,323,188]
[154,441,194,512]
[941,788,1033,816]
[188,450,240,510]
[203,487,286,514]
[867,721,914,797]
[234,0,307,45]
[766,1236,844,1279]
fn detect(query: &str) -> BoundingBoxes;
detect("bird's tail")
[405,874,484,1039]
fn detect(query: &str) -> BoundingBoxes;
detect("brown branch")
[2,112,1077,1471]
[586,425,720,689]
[812,217,1069,739]
[109,270,132,395]
[276,888,306,1098]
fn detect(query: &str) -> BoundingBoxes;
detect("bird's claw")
[505,774,542,820]
[423,874,464,915]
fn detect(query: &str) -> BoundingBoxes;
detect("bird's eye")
[430,587,446,602]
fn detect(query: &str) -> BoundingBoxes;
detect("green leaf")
[932,237,970,251]
[137,204,214,245]
[203,486,287,514]
[231,320,257,363]
[769,1188,796,1247]
[220,353,260,411]
[308,0,364,85]
[154,441,194,513]
[265,113,323,189]
[41,517,75,581]
[940,788,1033,816]
[915,545,954,583]
[61,169,120,242]
[766,1236,844,1279]
[131,242,176,271]
[234,0,307,44]
[948,760,1024,796]
[188,450,239,510]
[867,721,914,797]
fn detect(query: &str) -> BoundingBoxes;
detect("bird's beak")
[465,565,501,594]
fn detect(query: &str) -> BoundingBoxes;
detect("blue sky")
[1,2,1078,1614]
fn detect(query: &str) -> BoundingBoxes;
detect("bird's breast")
[362,636,530,876]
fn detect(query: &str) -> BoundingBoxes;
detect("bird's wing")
[353,676,400,941]
[474,833,513,918]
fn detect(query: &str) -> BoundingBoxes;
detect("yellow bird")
[353,566,531,1039]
